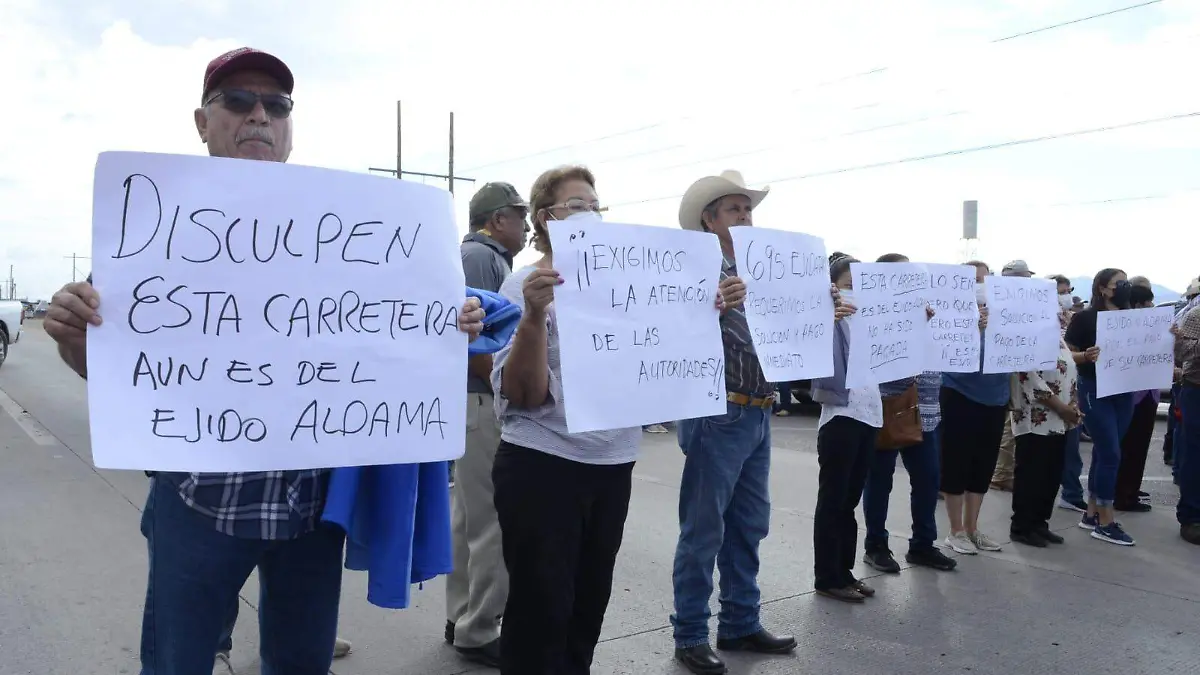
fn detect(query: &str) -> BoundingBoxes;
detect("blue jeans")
[863,427,941,553]
[139,477,345,675]
[1060,426,1084,504]
[1078,375,1134,507]
[1177,385,1200,525]
[1174,384,1187,480]
[672,402,771,649]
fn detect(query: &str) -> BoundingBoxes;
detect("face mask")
[1111,280,1132,309]
[837,288,855,306]
[975,282,987,307]
[1058,294,1073,310]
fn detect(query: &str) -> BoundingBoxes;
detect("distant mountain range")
[1065,276,1182,304]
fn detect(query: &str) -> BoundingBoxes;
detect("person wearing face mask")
[489,165,654,674]
[1064,268,1137,545]
[1052,275,1076,313]
[670,170,801,675]
[1112,283,1158,513]
[809,253,881,603]
[938,261,1007,555]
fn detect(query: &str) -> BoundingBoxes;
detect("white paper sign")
[915,264,981,373]
[548,220,726,433]
[982,276,1060,374]
[845,262,932,387]
[87,151,467,472]
[1096,306,1176,397]
[729,227,834,382]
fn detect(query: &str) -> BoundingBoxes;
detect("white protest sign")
[982,276,1060,374]
[729,227,834,382]
[916,264,981,373]
[845,262,932,388]
[548,220,725,433]
[87,151,467,472]
[1096,306,1176,397]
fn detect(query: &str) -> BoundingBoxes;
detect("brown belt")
[727,392,775,409]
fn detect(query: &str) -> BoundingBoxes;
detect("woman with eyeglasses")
[490,165,722,674]
[1065,268,1137,545]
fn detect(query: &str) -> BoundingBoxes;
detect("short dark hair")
[1130,284,1154,306]
[829,252,858,283]
[1050,274,1071,286]
[877,253,908,263]
[1090,268,1125,310]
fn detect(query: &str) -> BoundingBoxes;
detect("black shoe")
[863,548,901,574]
[1182,523,1200,546]
[455,639,502,668]
[1036,528,1065,544]
[1011,530,1048,547]
[906,547,957,571]
[716,629,797,654]
[444,621,454,645]
[674,644,727,674]
[1138,490,1150,498]
[1115,502,1152,513]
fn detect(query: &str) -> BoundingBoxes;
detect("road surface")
[0,322,1196,674]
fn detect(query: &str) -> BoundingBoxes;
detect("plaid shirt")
[719,257,772,397]
[159,470,329,540]
[1177,305,1200,387]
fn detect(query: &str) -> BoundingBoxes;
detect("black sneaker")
[863,549,901,573]
[1011,530,1048,547]
[444,621,454,645]
[1115,502,1152,513]
[1036,528,1065,544]
[456,639,502,668]
[1182,523,1200,546]
[905,547,957,571]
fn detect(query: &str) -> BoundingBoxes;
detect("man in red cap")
[42,47,486,675]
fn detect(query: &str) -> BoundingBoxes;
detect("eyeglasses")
[205,89,294,119]
[548,198,602,215]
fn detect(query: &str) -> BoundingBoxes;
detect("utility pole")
[369,101,476,195]
[5,265,14,300]
[64,253,91,283]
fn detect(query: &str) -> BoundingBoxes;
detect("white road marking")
[0,387,60,446]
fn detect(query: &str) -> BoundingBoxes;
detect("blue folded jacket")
[321,287,520,609]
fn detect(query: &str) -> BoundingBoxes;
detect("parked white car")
[0,299,25,368]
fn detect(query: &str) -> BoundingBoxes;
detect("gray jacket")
[811,320,851,407]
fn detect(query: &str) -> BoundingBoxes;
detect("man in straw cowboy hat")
[669,170,797,675]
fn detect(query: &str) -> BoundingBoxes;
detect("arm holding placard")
[498,267,562,408]
[45,279,102,380]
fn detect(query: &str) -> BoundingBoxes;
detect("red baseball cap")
[203,47,294,97]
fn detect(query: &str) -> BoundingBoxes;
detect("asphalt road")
[0,322,1196,674]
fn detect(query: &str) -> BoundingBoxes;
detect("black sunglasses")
[205,88,294,119]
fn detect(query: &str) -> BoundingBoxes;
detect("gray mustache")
[236,127,274,145]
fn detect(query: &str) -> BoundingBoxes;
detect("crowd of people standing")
[38,46,1200,675]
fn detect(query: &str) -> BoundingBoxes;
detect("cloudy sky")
[2,0,1198,301]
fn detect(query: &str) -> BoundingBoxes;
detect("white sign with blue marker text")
[845,262,932,388]
[1095,306,1176,398]
[982,276,1060,374]
[548,220,726,433]
[729,227,834,382]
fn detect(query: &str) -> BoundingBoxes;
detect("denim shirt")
[811,320,851,407]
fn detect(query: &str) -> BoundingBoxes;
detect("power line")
[605,110,1200,209]
[459,0,1165,174]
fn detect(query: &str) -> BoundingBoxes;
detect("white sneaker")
[969,530,1003,552]
[333,637,352,659]
[944,531,977,554]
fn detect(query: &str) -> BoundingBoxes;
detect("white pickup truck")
[0,299,25,368]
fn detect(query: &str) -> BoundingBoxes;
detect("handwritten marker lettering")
[729,228,835,383]
[982,276,1060,374]
[844,262,933,388]
[1095,306,1177,397]
[86,151,469,472]
[548,220,727,433]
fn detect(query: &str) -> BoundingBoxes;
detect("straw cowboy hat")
[678,170,770,231]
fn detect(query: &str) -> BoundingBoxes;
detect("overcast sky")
[2,0,1199,300]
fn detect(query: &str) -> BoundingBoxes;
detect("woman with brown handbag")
[861,254,958,575]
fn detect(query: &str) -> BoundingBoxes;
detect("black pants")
[1011,433,1067,533]
[813,415,875,591]
[1115,396,1157,508]
[492,442,634,675]
[939,387,1007,495]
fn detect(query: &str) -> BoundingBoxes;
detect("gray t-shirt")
[461,233,512,393]
[489,265,640,465]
